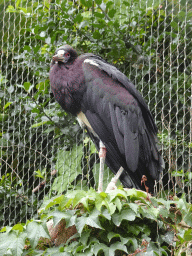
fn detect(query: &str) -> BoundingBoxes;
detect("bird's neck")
[50,60,86,115]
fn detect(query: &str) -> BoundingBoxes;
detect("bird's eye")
[65,52,70,58]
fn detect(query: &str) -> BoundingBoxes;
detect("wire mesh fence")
[0,0,192,227]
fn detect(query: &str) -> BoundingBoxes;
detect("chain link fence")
[0,0,192,227]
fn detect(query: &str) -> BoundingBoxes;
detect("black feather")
[49,45,164,193]
[109,103,124,155]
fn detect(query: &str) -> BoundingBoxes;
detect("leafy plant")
[1,188,192,255]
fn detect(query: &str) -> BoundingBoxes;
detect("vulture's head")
[51,45,78,66]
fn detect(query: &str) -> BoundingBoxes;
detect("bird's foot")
[105,177,118,193]
[105,167,124,193]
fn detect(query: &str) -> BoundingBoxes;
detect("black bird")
[50,45,164,193]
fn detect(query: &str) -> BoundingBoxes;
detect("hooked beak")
[53,50,65,63]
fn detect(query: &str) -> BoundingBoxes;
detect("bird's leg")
[105,167,124,192]
[98,141,106,193]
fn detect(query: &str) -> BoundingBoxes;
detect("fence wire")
[0,0,192,226]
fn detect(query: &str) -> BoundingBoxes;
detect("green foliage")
[1,189,192,255]
[51,144,84,194]
[1,0,192,231]
[49,138,121,193]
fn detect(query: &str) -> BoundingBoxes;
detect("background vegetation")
[0,0,192,254]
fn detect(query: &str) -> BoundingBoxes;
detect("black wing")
[81,58,163,191]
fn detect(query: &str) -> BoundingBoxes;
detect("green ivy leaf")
[109,242,128,255]
[76,215,102,234]
[184,212,192,227]
[51,210,74,227]
[100,208,111,220]
[126,188,143,198]
[76,197,90,210]
[53,145,84,192]
[38,195,64,213]
[79,229,91,245]
[112,208,137,226]
[72,189,98,210]
[91,243,109,256]
[108,188,127,201]
[158,206,169,218]
[107,202,116,215]
[107,232,121,242]
[92,241,127,256]
[12,224,24,232]
[128,203,139,214]
[126,237,138,251]
[95,193,116,214]
[183,228,192,242]
[0,231,27,256]
[26,221,50,248]
[113,197,122,212]
[148,207,159,218]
